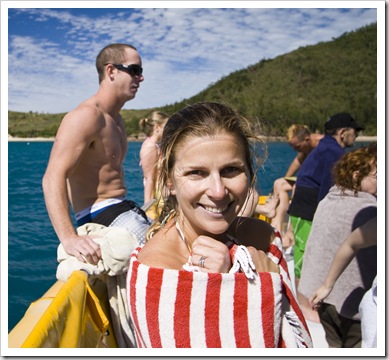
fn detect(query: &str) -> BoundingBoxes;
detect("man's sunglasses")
[107,63,143,77]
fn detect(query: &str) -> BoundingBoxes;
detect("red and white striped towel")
[126,231,312,348]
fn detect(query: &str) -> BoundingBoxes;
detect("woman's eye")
[222,166,242,177]
[187,170,205,177]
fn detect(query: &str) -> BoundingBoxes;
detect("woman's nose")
[206,175,227,200]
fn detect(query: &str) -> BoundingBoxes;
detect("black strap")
[91,200,149,226]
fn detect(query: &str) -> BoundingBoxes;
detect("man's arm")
[284,152,306,177]
[42,107,102,264]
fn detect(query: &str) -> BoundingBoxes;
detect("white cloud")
[5,5,378,113]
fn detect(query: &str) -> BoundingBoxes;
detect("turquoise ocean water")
[8,140,355,332]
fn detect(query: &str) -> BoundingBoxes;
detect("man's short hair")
[286,124,311,142]
[96,43,137,83]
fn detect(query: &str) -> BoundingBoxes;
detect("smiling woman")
[144,101,263,256]
[169,133,250,241]
[126,102,313,348]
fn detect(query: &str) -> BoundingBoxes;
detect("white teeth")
[204,205,228,214]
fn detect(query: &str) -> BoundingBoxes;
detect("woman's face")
[360,168,377,196]
[169,132,249,238]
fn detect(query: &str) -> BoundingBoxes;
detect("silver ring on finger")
[198,256,206,268]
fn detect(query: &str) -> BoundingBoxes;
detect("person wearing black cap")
[286,112,364,323]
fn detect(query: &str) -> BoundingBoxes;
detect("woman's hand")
[247,247,280,273]
[190,237,279,274]
[309,284,333,310]
[191,236,231,273]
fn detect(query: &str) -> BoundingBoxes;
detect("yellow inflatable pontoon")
[8,271,117,348]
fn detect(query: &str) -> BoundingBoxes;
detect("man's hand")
[282,228,295,249]
[62,235,102,265]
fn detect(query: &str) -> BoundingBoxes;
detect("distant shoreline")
[7,135,378,143]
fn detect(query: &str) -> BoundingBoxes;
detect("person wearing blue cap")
[286,112,364,323]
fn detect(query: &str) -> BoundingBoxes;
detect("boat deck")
[286,252,328,348]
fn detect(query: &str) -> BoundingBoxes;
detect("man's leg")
[290,216,320,323]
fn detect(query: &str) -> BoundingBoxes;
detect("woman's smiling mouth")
[201,204,229,214]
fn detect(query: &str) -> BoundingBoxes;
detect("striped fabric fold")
[127,230,312,348]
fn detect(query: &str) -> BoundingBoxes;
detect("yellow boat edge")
[8,270,117,348]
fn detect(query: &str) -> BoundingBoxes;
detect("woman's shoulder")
[137,229,186,270]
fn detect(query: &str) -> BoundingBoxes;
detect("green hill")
[8,23,377,138]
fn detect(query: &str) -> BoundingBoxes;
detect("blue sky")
[4,1,381,114]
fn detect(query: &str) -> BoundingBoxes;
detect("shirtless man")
[271,125,323,246]
[42,43,150,266]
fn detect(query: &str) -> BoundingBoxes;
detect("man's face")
[342,128,358,147]
[289,136,311,153]
[113,48,144,101]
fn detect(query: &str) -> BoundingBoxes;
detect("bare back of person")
[295,133,324,165]
[310,133,323,148]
